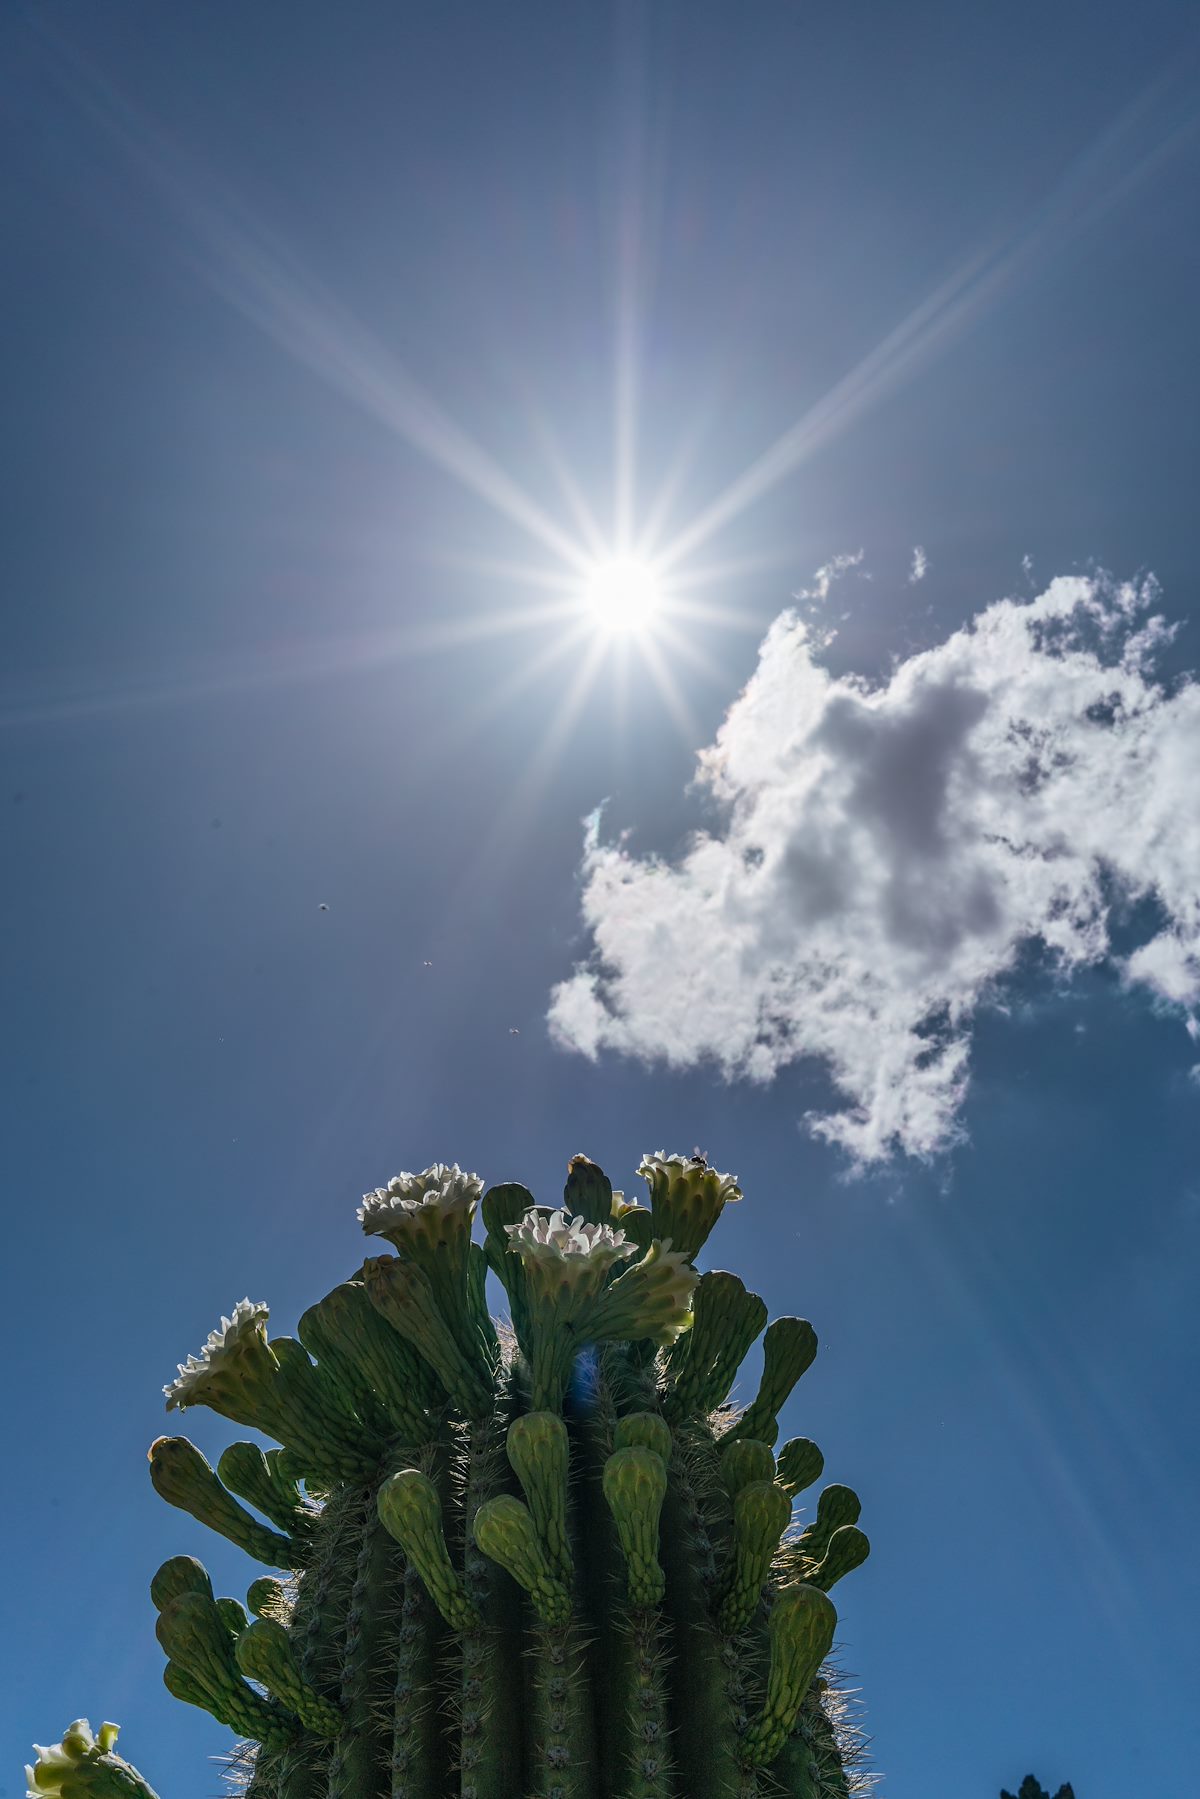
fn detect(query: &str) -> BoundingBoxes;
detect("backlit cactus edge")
[28,1152,872,1799]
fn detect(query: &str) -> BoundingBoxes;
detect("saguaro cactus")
[28,1151,872,1799]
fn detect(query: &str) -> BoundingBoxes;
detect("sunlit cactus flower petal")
[637,1150,742,1260]
[163,1301,272,1412]
[358,1162,483,1241]
[504,1208,638,1406]
[579,1237,699,1345]
[506,1207,636,1285]
[27,1722,159,1799]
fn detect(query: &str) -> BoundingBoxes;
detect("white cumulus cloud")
[548,574,1200,1164]
[909,545,928,583]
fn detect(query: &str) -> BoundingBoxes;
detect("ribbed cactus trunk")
[26,1152,872,1799]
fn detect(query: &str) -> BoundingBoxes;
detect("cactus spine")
[28,1150,872,1799]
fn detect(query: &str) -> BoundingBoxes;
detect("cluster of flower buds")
[32,1149,870,1799]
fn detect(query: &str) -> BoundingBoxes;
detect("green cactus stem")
[458,1405,524,1799]
[40,1149,871,1799]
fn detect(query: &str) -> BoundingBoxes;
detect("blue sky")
[3,4,1199,1796]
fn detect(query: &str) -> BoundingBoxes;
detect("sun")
[582,556,663,635]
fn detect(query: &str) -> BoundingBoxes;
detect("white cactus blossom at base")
[358,1163,483,1233]
[27,1722,121,1797]
[163,1301,271,1409]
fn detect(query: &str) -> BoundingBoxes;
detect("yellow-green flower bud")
[613,1411,672,1464]
[740,1584,838,1767]
[472,1494,571,1626]
[793,1484,862,1572]
[246,1577,290,1620]
[363,1255,493,1418]
[149,1557,213,1614]
[723,1316,817,1448]
[601,1447,668,1608]
[808,1524,871,1593]
[775,1437,825,1498]
[378,1468,479,1632]
[506,1412,572,1582]
[235,1619,342,1738]
[664,1270,767,1421]
[147,1439,296,1569]
[719,1437,775,1499]
[562,1153,613,1227]
[717,1480,793,1634]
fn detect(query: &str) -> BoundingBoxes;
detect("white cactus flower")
[637,1151,742,1204]
[27,1723,120,1797]
[506,1208,637,1274]
[163,1299,270,1409]
[637,1151,742,1258]
[358,1162,483,1232]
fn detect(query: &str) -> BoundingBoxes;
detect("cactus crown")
[31,1150,872,1799]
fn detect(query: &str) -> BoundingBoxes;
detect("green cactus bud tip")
[775,1436,824,1497]
[613,1411,673,1464]
[150,1556,212,1614]
[563,1153,614,1226]
[719,1437,776,1498]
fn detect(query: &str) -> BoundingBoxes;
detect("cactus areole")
[29,1152,872,1799]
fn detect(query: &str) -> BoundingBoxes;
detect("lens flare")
[583,557,663,635]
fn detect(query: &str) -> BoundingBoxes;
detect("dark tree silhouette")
[1001,1778,1076,1799]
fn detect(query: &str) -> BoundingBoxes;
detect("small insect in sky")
[509,1028,520,1035]
[318,903,329,912]
[422,960,433,967]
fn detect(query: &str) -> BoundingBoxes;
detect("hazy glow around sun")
[583,556,663,635]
